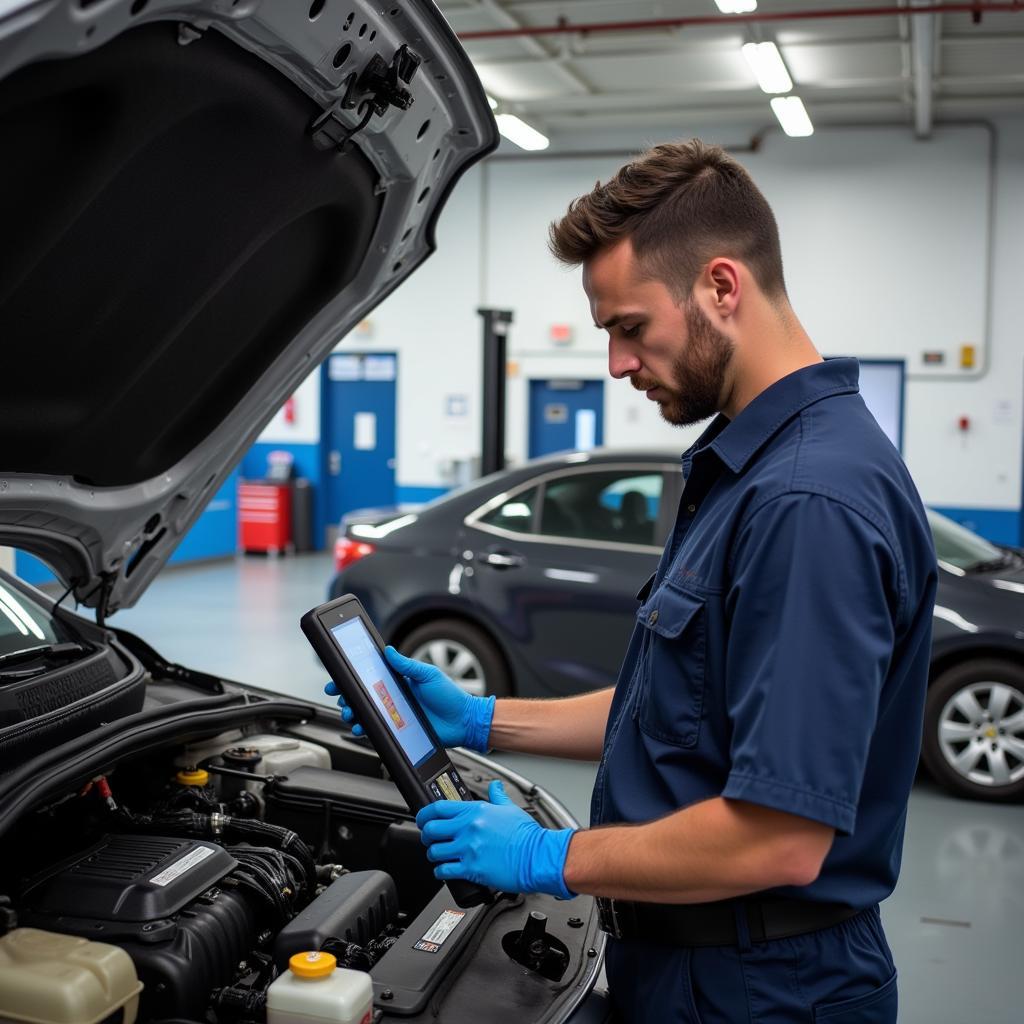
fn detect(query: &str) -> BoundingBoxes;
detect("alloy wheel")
[938,681,1024,788]
[411,638,487,697]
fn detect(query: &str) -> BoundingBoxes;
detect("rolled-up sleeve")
[720,493,900,835]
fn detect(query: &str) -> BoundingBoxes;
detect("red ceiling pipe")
[458,2,1023,41]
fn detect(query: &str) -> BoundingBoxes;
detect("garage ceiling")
[435,0,1024,141]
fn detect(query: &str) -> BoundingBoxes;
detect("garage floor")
[113,553,1021,1023]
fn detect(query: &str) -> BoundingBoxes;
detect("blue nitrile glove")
[416,779,576,898]
[324,645,495,752]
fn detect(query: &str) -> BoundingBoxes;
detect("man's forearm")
[562,797,835,903]
[487,686,613,760]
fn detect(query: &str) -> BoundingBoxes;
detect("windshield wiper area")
[0,642,89,676]
[967,553,1016,574]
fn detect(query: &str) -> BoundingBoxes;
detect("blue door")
[528,379,604,458]
[324,353,397,525]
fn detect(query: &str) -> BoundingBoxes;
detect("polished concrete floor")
[112,553,1022,1023]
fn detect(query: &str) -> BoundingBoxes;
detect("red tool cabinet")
[238,483,292,554]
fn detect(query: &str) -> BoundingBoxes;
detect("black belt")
[596,896,861,947]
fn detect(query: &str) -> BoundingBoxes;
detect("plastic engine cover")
[273,870,398,970]
[20,834,254,1019]
[22,834,235,921]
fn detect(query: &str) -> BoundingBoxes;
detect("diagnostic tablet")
[301,593,493,908]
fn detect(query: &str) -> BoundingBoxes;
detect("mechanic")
[329,139,937,1022]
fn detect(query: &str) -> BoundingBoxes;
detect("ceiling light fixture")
[741,41,793,94]
[714,0,757,13]
[495,112,550,151]
[770,96,814,137]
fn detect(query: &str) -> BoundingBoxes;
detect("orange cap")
[175,768,209,786]
[289,951,337,979]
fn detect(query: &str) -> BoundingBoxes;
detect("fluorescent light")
[715,0,757,12]
[742,42,793,94]
[495,113,549,151]
[770,96,814,137]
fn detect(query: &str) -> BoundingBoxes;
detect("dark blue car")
[331,449,1024,804]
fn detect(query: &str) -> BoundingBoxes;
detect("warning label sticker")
[151,845,215,887]
[413,909,465,953]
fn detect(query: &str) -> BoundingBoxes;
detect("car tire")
[400,619,512,699]
[921,659,1024,801]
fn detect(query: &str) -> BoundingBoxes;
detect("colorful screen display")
[329,617,436,768]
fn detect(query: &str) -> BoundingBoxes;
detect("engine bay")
[0,718,603,1024]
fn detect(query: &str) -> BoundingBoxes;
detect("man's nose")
[608,338,641,380]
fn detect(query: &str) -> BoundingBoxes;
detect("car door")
[462,462,679,697]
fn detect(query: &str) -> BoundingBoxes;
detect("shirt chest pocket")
[634,582,707,748]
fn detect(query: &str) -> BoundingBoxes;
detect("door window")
[541,471,663,546]
[478,487,539,535]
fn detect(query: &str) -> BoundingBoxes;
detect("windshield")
[928,510,1006,571]
[0,577,63,659]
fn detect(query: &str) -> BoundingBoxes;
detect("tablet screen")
[329,617,437,768]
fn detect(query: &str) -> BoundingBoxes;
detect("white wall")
[257,369,321,446]
[300,120,1024,517]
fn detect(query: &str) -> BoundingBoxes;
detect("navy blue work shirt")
[591,358,937,907]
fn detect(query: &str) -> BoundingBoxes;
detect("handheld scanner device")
[301,594,493,909]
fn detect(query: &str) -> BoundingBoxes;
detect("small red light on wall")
[283,397,296,424]
[958,416,970,432]
[550,324,574,346]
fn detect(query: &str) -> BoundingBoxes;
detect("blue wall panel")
[12,550,56,587]
[167,469,240,565]
[395,484,449,505]
[930,506,1021,547]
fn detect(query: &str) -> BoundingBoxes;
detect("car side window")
[478,486,539,534]
[541,471,663,546]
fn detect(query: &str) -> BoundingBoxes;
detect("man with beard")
[330,140,937,1022]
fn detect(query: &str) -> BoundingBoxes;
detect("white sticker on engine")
[150,845,215,887]
[413,909,465,953]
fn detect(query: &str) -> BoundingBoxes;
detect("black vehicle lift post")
[477,308,514,478]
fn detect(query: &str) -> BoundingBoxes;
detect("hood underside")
[0,0,497,615]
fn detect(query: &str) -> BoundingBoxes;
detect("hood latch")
[310,44,422,153]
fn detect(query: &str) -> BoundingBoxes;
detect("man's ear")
[704,258,741,319]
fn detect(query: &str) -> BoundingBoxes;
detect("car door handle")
[479,551,524,569]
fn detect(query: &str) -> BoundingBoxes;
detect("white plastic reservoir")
[266,951,373,1024]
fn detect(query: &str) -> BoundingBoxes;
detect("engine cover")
[21,834,254,1019]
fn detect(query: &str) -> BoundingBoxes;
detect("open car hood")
[0,0,496,617]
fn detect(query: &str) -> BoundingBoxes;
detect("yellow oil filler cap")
[175,768,209,787]
[289,951,337,979]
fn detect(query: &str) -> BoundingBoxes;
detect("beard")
[631,300,734,426]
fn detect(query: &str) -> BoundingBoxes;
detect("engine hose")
[367,934,399,959]
[210,985,267,1021]
[321,937,374,971]
[221,818,316,896]
[119,809,317,897]
[231,866,290,925]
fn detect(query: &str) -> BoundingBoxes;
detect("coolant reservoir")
[233,735,331,780]
[176,733,330,809]
[0,927,143,1024]
[267,951,373,1024]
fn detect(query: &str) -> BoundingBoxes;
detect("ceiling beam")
[457,3,1024,41]
[469,0,594,99]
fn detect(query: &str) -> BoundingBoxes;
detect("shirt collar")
[683,358,861,474]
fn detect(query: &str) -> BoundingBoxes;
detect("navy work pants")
[605,905,897,1023]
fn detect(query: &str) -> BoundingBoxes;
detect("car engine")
[0,719,603,1024]
[0,731,427,1022]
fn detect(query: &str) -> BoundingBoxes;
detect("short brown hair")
[549,139,786,299]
